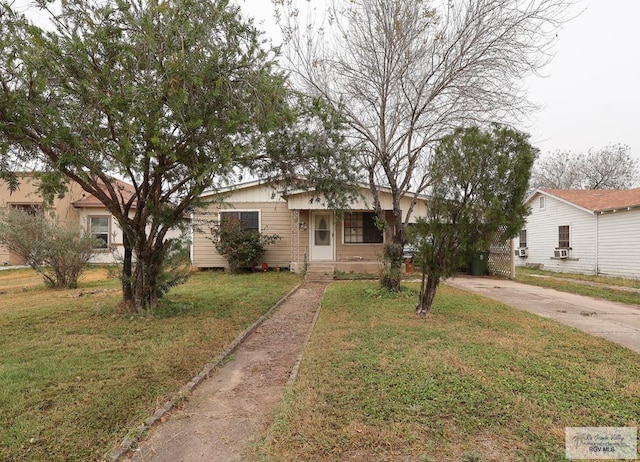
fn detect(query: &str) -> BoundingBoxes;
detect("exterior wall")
[517,193,596,275]
[192,201,293,270]
[0,174,84,265]
[596,209,640,278]
[75,208,126,264]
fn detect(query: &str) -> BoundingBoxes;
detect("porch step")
[305,265,335,282]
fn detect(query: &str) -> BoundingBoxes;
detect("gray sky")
[237,0,640,159]
[16,0,640,158]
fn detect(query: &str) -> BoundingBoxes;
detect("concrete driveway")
[446,276,640,355]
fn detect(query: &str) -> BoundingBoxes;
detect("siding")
[518,193,596,275]
[192,201,293,269]
[596,209,640,278]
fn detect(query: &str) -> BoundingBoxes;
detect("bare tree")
[531,144,639,190]
[273,0,574,290]
[581,144,639,189]
[529,149,584,189]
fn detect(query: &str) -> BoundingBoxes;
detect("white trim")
[526,189,594,215]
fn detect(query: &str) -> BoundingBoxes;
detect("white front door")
[311,212,334,261]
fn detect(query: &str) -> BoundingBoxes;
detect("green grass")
[516,266,640,306]
[0,267,300,462]
[255,281,640,462]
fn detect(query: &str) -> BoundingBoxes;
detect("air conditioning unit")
[554,248,569,259]
[515,247,528,257]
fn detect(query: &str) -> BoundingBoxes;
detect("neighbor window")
[10,203,43,215]
[219,211,259,232]
[89,216,110,249]
[519,229,527,248]
[539,196,545,209]
[343,212,383,244]
[558,225,570,248]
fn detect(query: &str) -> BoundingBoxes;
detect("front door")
[311,212,334,261]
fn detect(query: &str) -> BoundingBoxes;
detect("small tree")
[0,208,97,288]
[211,216,280,273]
[411,125,535,316]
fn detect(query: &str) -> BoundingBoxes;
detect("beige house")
[191,179,428,274]
[0,173,134,265]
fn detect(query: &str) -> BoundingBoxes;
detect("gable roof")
[72,178,137,208]
[530,188,640,213]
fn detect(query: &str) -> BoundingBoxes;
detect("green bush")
[211,216,280,273]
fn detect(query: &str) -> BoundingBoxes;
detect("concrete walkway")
[446,276,640,354]
[121,283,326,462]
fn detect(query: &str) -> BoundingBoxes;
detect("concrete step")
[305,265,335,282]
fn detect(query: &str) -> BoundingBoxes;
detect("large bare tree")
[531,144,640,190]
[273,0,574,290]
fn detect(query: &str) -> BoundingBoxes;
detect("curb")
[107,283,303,462]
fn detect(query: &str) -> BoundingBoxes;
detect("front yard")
[0,267,299,461]
[254,281,640,461]
[2,267,639,461]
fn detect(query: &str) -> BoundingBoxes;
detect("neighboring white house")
[516,188,640,278]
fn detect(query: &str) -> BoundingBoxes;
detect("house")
[0,173,135,265]
[516,188,640,278]
[191,179,428,274]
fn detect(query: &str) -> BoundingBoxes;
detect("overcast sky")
[236,0,640,159]
[16,0,640,159]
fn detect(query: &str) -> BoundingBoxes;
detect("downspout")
[595,211,599,275]
[189,211,194,264]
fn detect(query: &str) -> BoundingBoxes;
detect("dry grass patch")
[255,281,640,462]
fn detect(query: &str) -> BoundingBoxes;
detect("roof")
[532,188,640,213]
[200,177,428,201]
[72,178,137,208]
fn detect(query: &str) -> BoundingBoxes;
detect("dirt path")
[122,282,327,462]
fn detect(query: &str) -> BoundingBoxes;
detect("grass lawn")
[0,267,300,462]
[255,281,640,462]
[516,266,640,306]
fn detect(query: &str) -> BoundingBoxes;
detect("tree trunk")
[128,241,164,313]
[416,274,439,316]
[121,232,133,304]
[380,208,406,292]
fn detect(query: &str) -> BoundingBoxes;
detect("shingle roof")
[541,188,640,212]
[72,178,137,208]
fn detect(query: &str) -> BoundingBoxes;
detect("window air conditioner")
[554,248,569,259]
[515,247,527,257]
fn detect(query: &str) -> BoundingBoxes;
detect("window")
[539,196,545,209]
[10,203,43,215]
[89,216,110,249]
[558,225,570,248]
[343,212,383,244]
[519,229,527,248]
[219,211,259,232]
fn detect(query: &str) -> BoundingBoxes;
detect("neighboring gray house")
[516,188,640,278]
